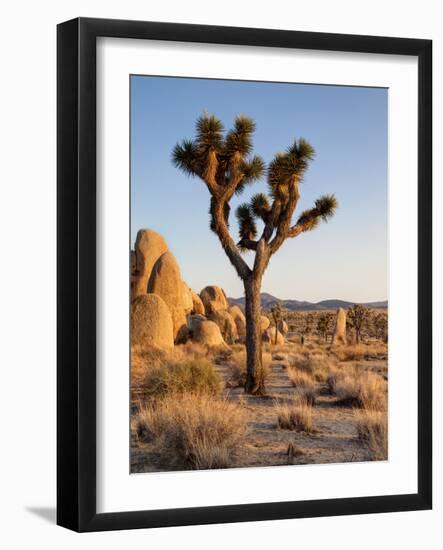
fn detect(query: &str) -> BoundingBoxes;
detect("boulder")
[200,285,229,315]
[192,320,225,347]
[266,327,285,345]
[332,308,347,345]
[190,290,205,315]
[229,305,246,338]
[131,294,174,350]
[131,229,169,301]
[209,310,238,344]
[260,316,270,332]
[187,314,206,333]
[182,282,193,314]
[175,324,191,345]
[278,320,289,335]
[148,251,187,341]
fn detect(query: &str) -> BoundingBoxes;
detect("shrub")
[133,394,246,469]
[227,350,272,388]
[330,370,387,410]
[142,358,222,399]
[355,409,388,460]
[276,398,313,433]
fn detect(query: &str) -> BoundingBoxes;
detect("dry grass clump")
[227,350,272,388]
[265,342,301,355]
[330,370,387,411]
[133,393,246,469]
[131,345,167,386]
[295,386,317,406]
[355,409,388,460]
[287,352,306,368]
[142,358,222,399]
[131,343,211,387]
[287,367,315,390]
[276,397,313,433]
[290,353,337,383]
[178,341,210,358]
[332,342,387,362]
[359,372,387,410]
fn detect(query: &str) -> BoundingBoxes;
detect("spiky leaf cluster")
[250,193,271,220]
[172,113,265,188]
[233,138,337,247]
[296,194,338,232]
[172,114,338,252]
[236,203,257,245]
[267,138,315,200]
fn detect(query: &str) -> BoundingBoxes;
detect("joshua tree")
[347,304,370,344]
[270,302,283,345]
[172,114,337,394]
[317,312,334,343]
[372,312,388,341]
[302,313,314,339]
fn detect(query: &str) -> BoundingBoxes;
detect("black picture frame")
[57,17,432,532]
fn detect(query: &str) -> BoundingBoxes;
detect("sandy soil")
[131,354,386,473]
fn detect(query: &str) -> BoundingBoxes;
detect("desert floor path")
[223,359,372,469]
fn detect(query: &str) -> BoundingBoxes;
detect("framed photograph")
[57,17,432,532]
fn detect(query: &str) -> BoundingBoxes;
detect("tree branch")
[211,198,251,280]
[202,149,222,196]
[269,178,300,254]
[253,238,270,275]
[237,238,258,251]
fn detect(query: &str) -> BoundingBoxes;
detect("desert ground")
[131,337,388,472]
[130,230,388,473]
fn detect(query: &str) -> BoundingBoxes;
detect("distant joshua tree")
[270,302,283,345]
[172,113,338,394]
[302,313,315,339]
[372,312,388,341]
[317,312,334,342]
[347,304,370,344]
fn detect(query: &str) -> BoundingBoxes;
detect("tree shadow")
[26,507,56,524]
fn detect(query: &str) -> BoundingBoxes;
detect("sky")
[131,76,387,303]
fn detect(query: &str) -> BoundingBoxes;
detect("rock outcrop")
[192,320,225,347]
[131,294,174,350]
[190,290,205,315]
[187,314,206,333]
[200,285,229,316]
[148,251,187,341]
[182,282,194,314]
[332,307,347,345]
[131,229,168,301]
[265,326,285,345]
[229,305,246,338]
[209,310,238,344]
[260,315,270,332]
[278,320,289,335]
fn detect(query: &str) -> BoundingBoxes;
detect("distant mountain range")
[228,292,388,311]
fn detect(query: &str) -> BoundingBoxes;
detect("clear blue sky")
[131,76,387,303]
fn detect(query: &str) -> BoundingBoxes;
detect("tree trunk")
[244,275,265,395]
